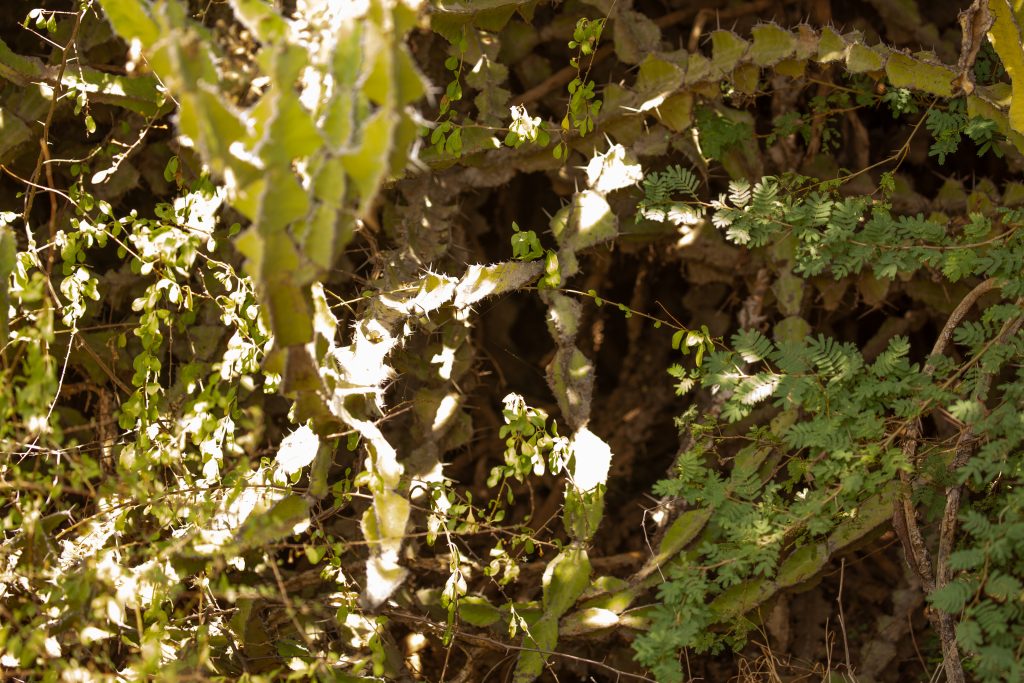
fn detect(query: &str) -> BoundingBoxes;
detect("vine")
[3,1,1024,681]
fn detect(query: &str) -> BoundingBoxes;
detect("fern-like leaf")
[732,328,775,362]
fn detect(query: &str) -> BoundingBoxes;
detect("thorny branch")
[893,277,1004,683]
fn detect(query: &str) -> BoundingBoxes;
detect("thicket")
[1,0,1024,682]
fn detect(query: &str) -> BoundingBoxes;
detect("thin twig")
[267,552,317,652]
[836,559,853,677]
[23,8,84,238]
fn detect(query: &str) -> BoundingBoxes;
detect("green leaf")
[512,615,557,683]
[733,328,774,362]
[258,167,309,235]
[559,607,619,636]
[453,261,544,308]
[432,0,538,12]
[826,483,898,549]
[551,190,617,251]
[750,24,796,66]
[654,507,713,563]
[307,441,333,500]
[458,596,502,627]
[341,109,395,210]
[232,494,310,551]
[708,577,773,620]
[261,241,314,345]
[845,43,885,73]
[655,92,694,131]
[475,5,518,32]
[817,27,846,62]
[176,89,250,177]
[97,0,161,48]
[885,53,955,98]
[773,315,811,343]
[275,424,320,475]
[613,10,661,66]
[542,545,591,618]
[929,580,974,613]
[635,54,684,96]
[227,0,288,43]
[774,271,804,316]
[710,30,749,73]
[775,542,828,587]
[0,106,33,163]
[163,156,179,183]
[263,92,322,165]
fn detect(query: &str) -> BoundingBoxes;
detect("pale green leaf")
[232,494,310,550]
[569,427,612,492]
[97,0,161,47]
[775,542,828,587]
[845,43,885,73]
[750,24,796,66]
[988,0,1024,134]
[816,27,847,62]
[227,0,288,44]
[708,577,772,620]
[543,545,592,618]
[710,30,748,73]
[613,10,661,65]
[341,109,395,208]
[458,596,502,627]
[512,615,557,683]
[453,261,544,309]
[653,508,713,566]
[635,54,684,96]
[257,167,309,235]
[885,53,955,98]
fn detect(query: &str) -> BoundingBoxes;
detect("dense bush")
[1,1,1024,681]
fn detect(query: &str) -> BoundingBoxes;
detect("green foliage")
[633,156,1024,679]
[488,393,569,487]
[510,221,544,261]
[882,86,921,118]
[635,165,702,226]
[506,104,551,149]
[4,1,1024,681]
[929,491,1024,681]
[555,17,605,159]
[695,106,753,160]
[927,98,1006,163]
[708,175,1024,292]
[432,29,468,157]
[972,38,1007,86]
[1,148,289,677]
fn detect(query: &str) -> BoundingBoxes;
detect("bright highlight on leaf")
[569,427,612,492]
[585,143,643,193]
[275,424,320,476]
